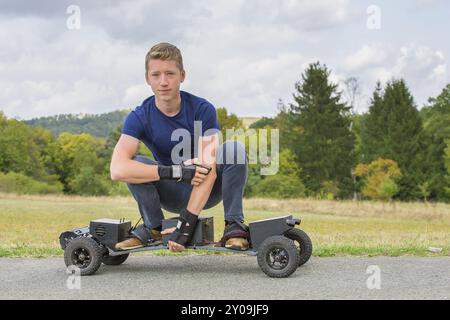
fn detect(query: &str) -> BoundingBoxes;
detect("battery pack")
[90,218,131,248]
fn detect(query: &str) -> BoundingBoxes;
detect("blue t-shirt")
[122,91,220,165]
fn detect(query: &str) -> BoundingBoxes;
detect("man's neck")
[155,92,182,116]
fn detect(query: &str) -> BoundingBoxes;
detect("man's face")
[146,59,185,102]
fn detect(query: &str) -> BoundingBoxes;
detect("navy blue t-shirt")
[122,91,220,165]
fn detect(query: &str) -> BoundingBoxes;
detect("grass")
[0,193,449,258]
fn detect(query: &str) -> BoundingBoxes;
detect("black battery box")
[90,218,131,248]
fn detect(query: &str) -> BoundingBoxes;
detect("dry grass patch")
[1,193,449,257]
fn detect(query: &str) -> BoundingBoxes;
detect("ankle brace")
[130,224,152,244]
[168,209,198,246]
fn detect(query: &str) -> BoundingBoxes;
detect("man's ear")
[180,69,186,83]
[145,72,150,85]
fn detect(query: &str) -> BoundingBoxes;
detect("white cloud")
[344,44,387,71]
[0,1,448,120]
[341,43,447,111]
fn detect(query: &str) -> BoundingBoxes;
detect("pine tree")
[283,62,356,197]
[417,84,450,201]
[360,82,386,163]
[360,79,424,199]
[383,80,422,169]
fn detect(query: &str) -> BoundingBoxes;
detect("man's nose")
[160,75,169,86]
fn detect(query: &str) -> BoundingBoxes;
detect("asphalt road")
[1,255,449,300]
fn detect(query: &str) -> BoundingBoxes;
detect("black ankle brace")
[169,209,198,246]
[130,224,152,244]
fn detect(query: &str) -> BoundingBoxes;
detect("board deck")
[107,242,257,256]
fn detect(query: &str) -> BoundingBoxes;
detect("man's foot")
[225,237,249,251]
[115,237,143,250]
[151,229,162,241]
[115,228,162,250]
[220,220,250,251]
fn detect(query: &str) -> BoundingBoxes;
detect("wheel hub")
[267,247,289,270]
[72,247,91,268]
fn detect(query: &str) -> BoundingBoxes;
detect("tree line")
[248,62,449,202]
[1,61,449,201]
[24,110,130,138]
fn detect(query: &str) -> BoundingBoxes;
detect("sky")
[0,0,448,119]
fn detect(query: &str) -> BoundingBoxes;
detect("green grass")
[0,193,449,258]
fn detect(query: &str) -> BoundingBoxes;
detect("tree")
[383,80,422,170]
[51,133,105,193]
[69,166,110,196]
[377,177,399,202]
[216,107,244,139]
[445,140,450,198]
[343,77,361,110]
[282,62,356,197]
[0,118,45,179]
[418,84,450,201]
[360,79,425,200]
[251,149,306,199]
[445,140,450,174]
[249,117,276,129]
[253,175,305,199]
[350,113,367,164]
[25,109,130,138]
[417,181,431,202]
[354,158,402,201]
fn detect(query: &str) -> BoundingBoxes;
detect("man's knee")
[217,140,247,165]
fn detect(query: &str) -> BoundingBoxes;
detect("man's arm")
[186,134,219,214]
[165,134,219,252]
[110,134,160,183]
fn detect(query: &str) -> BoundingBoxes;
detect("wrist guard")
[158,162,211,183]
[168,209,198,246]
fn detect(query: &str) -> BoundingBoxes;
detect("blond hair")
[145,42,184,74]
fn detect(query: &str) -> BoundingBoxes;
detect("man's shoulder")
[127,95,154,119]
[181,91,214,110]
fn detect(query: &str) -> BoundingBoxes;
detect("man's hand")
[183,158,211,187]
[161,227,186,252]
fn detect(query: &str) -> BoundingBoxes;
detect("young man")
[110,42,249,252]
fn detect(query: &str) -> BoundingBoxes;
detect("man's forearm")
[111,159,160,184]
[186,167,217,214]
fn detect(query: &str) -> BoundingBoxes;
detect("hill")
[23,110,261,137]
[24,110,130,138]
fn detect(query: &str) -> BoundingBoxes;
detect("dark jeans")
[126,141,248,229]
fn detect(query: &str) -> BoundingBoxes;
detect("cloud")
[188,52,308,116]
[0,1,448,120]
[341,43,447,110]
[0,15,149,119]
[0,0,355,119]
[238,0,351,31]
[344,44,387,71]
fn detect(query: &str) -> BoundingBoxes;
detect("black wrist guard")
[168,209,198,246]
[158,162,211,183]
[157,165,173,180]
